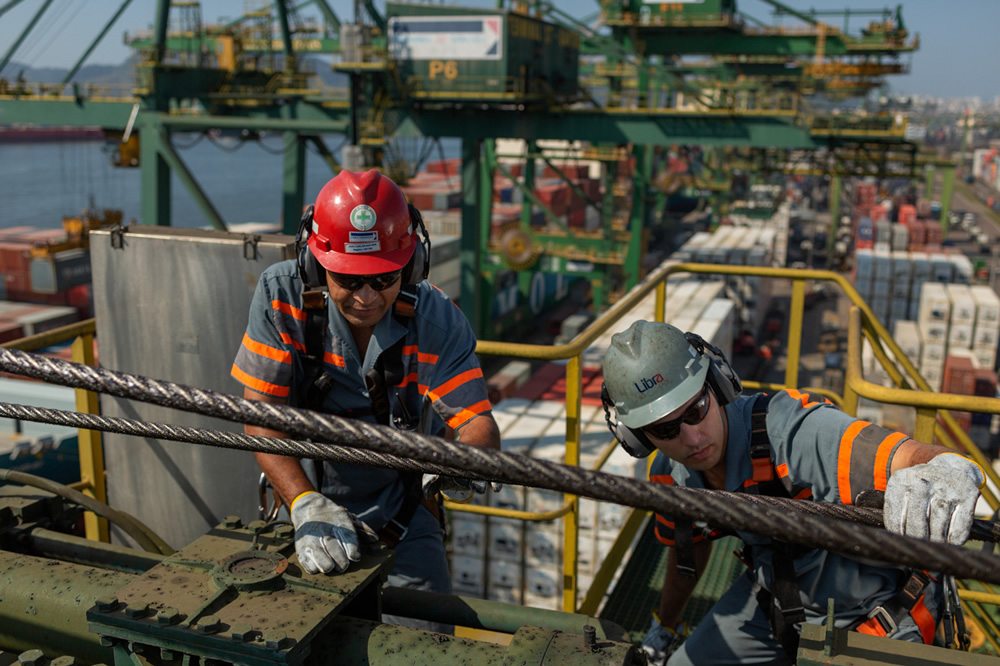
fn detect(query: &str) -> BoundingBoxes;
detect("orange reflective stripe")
[447,399,492,429]
[272,299,306,321]
[323,352,346,368]
[397,372,429,393]
[874,431,907,491]
[838,420,870,504]
[429,368,484,401]
[910,594,935,645]
[278,332,306,352]
[232,364,290,398]
[401,344,439,364]
[649,474,675,485]
[783,388,824,409]
[792,487,813,500]
[241,333,291,364]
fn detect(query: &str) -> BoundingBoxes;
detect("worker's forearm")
[243,387,315,505]
[890,438,961,474]
[254,451,315,507]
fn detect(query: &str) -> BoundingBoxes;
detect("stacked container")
[971,286,1000,370]
[917,282,951,391]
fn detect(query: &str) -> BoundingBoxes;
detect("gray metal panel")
[90,226,295,549]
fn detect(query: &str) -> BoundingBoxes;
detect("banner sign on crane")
[389,16,503,60]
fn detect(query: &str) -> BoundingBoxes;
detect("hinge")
[243,233,260,260]
[110,226,127,249]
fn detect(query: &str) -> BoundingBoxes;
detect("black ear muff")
[295,205,324,288]
[403,203,431,285]
[684,332,742,406]
[601,382,655,459]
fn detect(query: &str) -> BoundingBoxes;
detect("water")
[0,134,460,231]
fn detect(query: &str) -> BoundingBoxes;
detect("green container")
[387,3,579,101]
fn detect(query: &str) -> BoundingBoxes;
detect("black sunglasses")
[329,270,402,292]
[642,385,712,440]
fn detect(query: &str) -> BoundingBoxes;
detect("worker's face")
[325,269,402,330]
[643,385,726,472]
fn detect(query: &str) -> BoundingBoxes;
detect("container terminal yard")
[1,1,1000,664]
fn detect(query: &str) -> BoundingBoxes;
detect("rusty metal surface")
[86,520,390,665]
[797,621,1000,665]
[0,551,125,664]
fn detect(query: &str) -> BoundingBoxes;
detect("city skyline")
[0,2,993,100]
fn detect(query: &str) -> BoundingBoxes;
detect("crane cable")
[0,398,997,547]
[0,346,999,584]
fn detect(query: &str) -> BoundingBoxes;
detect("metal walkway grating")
[598,515,747,640]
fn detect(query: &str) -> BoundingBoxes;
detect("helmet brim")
[309,233,416,275]
[617,361,709,429]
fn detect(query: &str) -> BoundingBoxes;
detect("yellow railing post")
[71,332,109,542]
[562,353,583,613]
[785,278,805,389]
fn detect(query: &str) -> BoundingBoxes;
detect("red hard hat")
[308,169,416,275]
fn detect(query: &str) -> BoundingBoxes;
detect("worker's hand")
[290,491,362,574]
[884,453,985,545]
[640,613,686,666]
[421,473,501,502]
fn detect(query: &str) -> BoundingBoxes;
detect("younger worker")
[601,320,984,665]
[231,169,500,631]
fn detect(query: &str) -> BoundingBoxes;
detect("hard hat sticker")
[344,241,382,253]
[349,231,378,242]
[350,204,377,231]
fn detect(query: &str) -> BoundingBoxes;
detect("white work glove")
[421,473,501,502]
[884,453,985,545]
[640,613,686,666]
[290,491,364,574]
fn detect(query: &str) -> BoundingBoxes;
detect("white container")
[973,346,997,370]
[971,285,1000,324]
[488,557,523,590]
[451,555,486,594]
[488,520,523,562]
[892,320,922,368]
[946,284,976,325]
[948,323,974,349]
[525,524,562,568]
[524,567,561,607]
[451,518,487,558]
[917,282,951,325]
[920,341,947,367]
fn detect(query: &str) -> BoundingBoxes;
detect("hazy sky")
[0,1,992,99]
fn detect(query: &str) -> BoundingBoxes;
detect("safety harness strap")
[749,392,775,485]
[854,570,933,643]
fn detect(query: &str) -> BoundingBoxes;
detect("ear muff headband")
[296,205,323,288]
[403,203,431,286]
[684,332,742,406]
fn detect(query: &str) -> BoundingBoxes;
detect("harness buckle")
[866,605,898,636]
[379,517,409,547]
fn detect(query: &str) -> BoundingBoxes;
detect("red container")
[943,354,976,395]
[567,208,585,227]
[0,321,25,344]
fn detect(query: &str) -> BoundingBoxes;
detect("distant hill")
[0,55,346,89]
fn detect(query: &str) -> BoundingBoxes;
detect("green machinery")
[0,0,922,337]
[0,481,640,664]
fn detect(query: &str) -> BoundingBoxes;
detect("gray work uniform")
[649,389,943,665]
[232,259,493,632]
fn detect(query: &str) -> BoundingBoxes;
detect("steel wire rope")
[1,398,998,546]
[206,132,246,153]
[1,347,1000,583]
[15,0,72,70]
[169,131,206,150]
[253,133,286,156]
